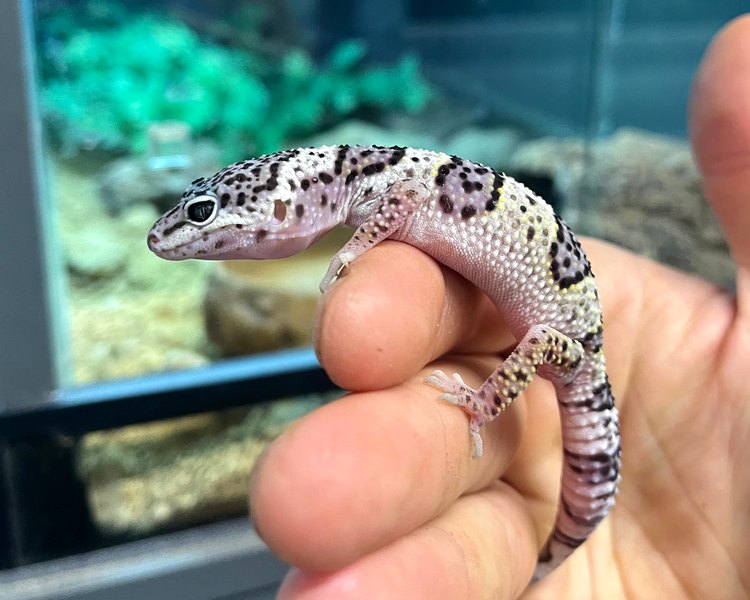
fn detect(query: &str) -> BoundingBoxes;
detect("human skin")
[249,15,750,599]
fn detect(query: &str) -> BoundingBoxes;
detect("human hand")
[249,16,750,599]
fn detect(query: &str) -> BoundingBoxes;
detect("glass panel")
[32,0,599,386]
[13,0,745,571]
[570,0,743,287]
[2,392,337,566]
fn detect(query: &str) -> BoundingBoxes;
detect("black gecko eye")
[184,195,218,225]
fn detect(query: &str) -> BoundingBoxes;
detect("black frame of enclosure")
[0,2,335,595]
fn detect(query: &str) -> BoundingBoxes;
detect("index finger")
[315,240,514,391]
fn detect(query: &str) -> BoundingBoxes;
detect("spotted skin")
[148,145,621,582]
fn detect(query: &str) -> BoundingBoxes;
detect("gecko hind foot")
[424,369,486,458]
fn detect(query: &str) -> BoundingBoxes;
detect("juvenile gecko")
[147,145,621,581]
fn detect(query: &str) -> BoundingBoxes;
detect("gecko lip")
[150,236,241,260]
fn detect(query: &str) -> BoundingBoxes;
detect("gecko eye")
[184,195,218,225]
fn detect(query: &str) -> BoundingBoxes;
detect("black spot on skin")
[295,204,304,218]
[321,194,328,207]
[301,179,310,191]
[256,229,268,243]
[236,192,246,206]
[288,179,296,190]
[485,189,501,212]
[558,276,577,289]
[439,194,453,213]
[435,174,446,186]
[214,240,224,249]
[220,193,231,207]
[474,181,483,191]
[475,167,488,175]
[520,205,527,213]
[563,257,571,268]
[438,165,450,176]
[163,221,187,236]
[550,242,559,257]
[334,145,348,175]
[527,226,535,241]
[251,167,261,176]
[461,205,477,219]
[253,184,266,193]
[345,171,358,185]
[462,180,474,193]
[459,172,468,180]
[319,172,333,184]
[411,156,420,162]
[266,178,278,191]
[388,147,406,166]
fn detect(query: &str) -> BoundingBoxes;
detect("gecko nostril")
[148,234,159,248]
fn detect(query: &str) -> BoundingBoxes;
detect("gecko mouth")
[147,229,246,260]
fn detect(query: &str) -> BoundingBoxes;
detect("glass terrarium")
[0,0,743,590]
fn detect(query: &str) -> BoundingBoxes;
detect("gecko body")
[148,145,621,580]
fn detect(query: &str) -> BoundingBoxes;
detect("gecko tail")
[532,367,621,583]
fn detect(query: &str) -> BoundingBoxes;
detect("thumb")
[689,14,750,310]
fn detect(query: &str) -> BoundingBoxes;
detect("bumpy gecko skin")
[148,145,621,581]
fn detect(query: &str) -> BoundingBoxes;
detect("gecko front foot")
[320,250,356,293]
[424,369,486,458]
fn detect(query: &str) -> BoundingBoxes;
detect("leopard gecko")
[147,145,621,581]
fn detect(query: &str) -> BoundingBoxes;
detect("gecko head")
[147,152,335,261]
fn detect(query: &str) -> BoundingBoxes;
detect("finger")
[276,481,538,600]
[690,14,750,307]
[315,240,513,391]
[250,363,528,572]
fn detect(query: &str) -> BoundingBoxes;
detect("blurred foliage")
[36,1,433,161]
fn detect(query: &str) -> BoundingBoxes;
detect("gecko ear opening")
[273,199,287,224]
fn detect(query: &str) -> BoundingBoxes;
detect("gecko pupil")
[187,200,215,223]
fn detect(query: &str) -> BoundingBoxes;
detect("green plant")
[38,1,433,161]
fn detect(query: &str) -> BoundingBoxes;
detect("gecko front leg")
[320,179,429,292]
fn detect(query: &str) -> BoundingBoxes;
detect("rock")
[203,228,349,355]
[297,119,439,151]
[510,128,734,288]
[97,139,220,214]
[63,222,129,278]
[441,126,521,169]
[77,393,336,535]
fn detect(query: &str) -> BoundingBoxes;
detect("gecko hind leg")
[423,370,486,458]
[425,324,585,459]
